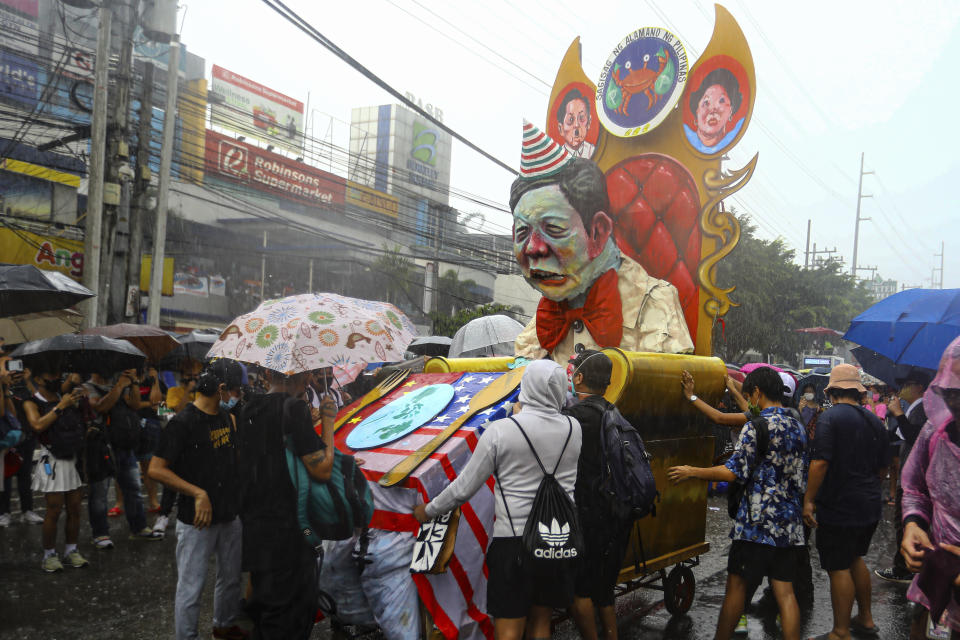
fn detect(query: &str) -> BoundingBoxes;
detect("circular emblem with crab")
[596,27,688,137]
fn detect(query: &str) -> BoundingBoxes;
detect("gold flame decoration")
[544,4,757,355]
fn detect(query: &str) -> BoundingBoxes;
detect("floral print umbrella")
[206,293,417,384]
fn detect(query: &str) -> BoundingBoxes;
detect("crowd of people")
[2,336,960,640]
[0,349,352,640]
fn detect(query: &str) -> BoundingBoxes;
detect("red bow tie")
[535,269,623,353]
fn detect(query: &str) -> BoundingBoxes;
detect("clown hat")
[520,119,573,179]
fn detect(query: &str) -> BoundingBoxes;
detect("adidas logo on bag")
[534,518,577,559]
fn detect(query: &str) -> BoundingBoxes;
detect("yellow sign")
[346,181,399,218]
[140,255,175,296]
[0,228,84,279]
[0,158,81,187]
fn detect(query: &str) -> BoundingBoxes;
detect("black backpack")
[107,401,142,451]
[727,416,769,518]
[498,416,582,575]
[82,424,115,483]
[598,406,659,520]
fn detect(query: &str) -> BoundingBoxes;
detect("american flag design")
[334,372,520,640]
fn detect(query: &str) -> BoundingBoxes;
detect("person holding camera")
[0,352,43,527]
[22,368,90,573]
[84,368,161,548]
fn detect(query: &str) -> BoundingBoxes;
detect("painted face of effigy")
[512,184,605,302]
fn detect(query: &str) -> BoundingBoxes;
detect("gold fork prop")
[379,367,525,487]
[333,369,410,434]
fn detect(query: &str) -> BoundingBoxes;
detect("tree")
[431,303,525,337]
[371,245,414,307]
[710,213,873,364]
[437,269,478,316]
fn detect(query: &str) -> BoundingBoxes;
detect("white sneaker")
[22,510,44,525]
[152,515,169,538]
[0,513,11,527]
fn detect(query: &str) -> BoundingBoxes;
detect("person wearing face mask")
[21,367,90,573]
[149,359,247,640]
[797,384,822,440]
[668,366,807,640]
[899,335,960,638]
[562,350,632,640]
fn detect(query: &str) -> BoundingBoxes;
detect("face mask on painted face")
[803,392,815,402]
[220,396,238,411]
[872,393,880,402]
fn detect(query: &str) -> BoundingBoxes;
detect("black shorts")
[815,522,878,571]
[574,519,632,607]
[727,540,799,585]
[486,537,575,619]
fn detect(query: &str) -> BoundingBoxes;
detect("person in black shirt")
[238,369,334,640]
[803,364,890,640]
[564,350,632,640]
[149,360,248,640]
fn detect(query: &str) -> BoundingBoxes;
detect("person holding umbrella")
[22,366,90,573]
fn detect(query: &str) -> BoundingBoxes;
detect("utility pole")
[934,241,945,289]
[147,34,180,326]
[851,152,874,276]
[809,242,838,267]
[80,2,113,329]
[804,218,811,269]
[126,61,154,320]
[99,0,138,324]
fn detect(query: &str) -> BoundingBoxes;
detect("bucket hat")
[825,363,866,394]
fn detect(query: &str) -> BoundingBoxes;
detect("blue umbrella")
[843,288,960,370]
[850,345,934,389]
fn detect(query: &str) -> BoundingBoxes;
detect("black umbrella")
[159,329,221,369]
[407,336,452,357]
[10,334,146,374]
[851,345,935,389]
[0,264,95,318]
[793,372,830,406]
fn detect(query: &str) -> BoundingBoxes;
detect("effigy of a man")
[512,121,693,365]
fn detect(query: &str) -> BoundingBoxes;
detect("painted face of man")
[695,84,733,146]
[513,185,607,301]
[560,98,590,150]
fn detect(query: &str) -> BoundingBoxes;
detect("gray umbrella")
[11,333,147,374]
[0,264,94,317]
[407,335,452,357]
[449,314,525,358]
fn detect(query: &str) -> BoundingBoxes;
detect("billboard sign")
[210,65,304,155]
[0,49,39,107]
[0,228,83,279]
[205,129,344,208]
[0,0,38,55]
[346,181,399,218]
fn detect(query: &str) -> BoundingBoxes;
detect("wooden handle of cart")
[333,369,410,433]
[378,366,525,488]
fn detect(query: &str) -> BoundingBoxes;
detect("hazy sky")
[181,0,960,288]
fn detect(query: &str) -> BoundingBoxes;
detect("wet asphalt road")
[0,489,914,640]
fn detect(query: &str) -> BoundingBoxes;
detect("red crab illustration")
[606,154,702,339]
[612,48,668,116]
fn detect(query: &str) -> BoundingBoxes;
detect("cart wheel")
[663,564,696,616]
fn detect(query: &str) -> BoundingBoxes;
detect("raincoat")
[902,336,960,630]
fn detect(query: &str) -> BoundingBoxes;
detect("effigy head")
[510,122,613,303]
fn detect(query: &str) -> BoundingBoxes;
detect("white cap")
[779,372,796,400]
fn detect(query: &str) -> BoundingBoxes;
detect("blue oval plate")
[346,383,456,450]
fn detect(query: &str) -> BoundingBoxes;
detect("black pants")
[248,545,319,640]
[0,439,34,514]
[893,485,907,573]
[746,526,814,609]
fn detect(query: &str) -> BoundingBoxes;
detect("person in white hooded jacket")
[414,359,582,640]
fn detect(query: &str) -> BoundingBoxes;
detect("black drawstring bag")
[497,416,582,576]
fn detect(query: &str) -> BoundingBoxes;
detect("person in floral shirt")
[669,366,807,640]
